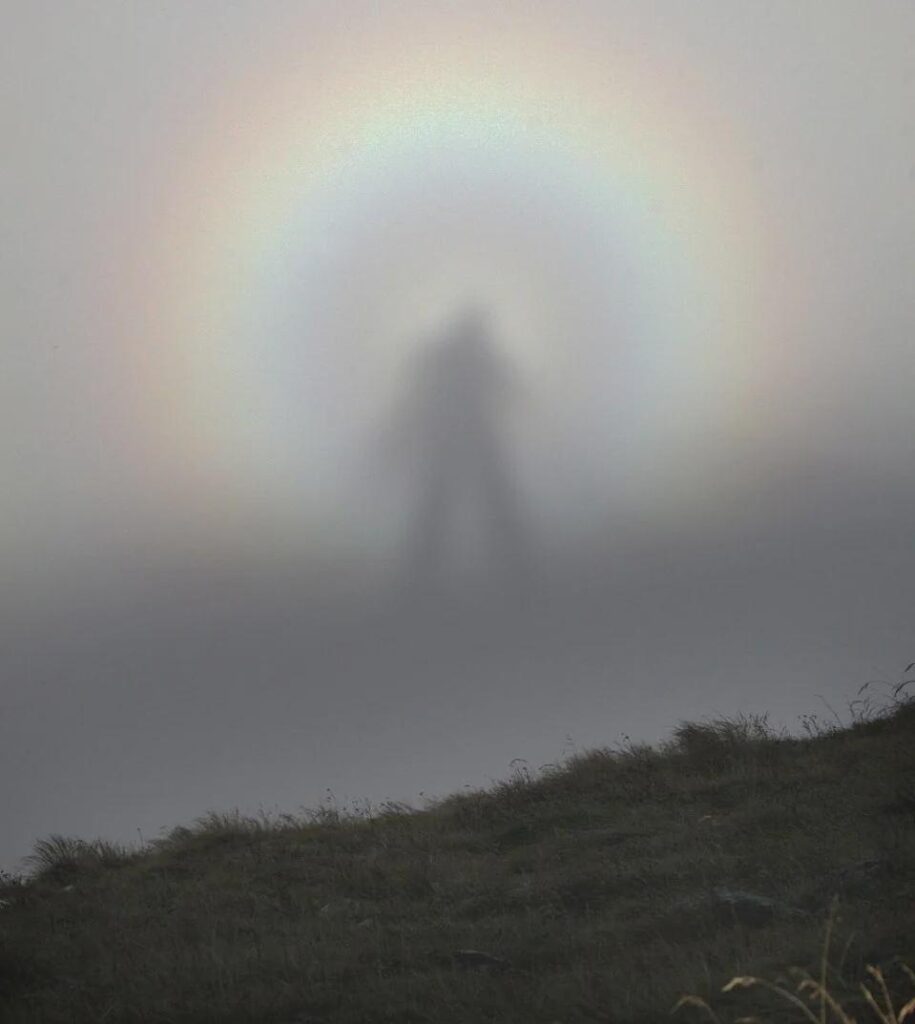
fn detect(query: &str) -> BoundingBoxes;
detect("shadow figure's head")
[449,303,492,346]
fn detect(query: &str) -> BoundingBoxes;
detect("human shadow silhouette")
[380,306,532,594]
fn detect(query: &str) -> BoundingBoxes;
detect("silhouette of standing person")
[386,306,529,591]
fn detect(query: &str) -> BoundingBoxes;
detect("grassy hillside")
[1,689,913,1023]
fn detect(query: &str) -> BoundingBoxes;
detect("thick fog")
[2,1,913,871]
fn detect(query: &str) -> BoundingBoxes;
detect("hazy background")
[2,1,913,871]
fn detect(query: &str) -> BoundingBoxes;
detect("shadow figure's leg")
[403,465,451,593]
[477,442,533,587]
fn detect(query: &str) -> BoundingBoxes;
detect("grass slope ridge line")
[1,680,913,1022]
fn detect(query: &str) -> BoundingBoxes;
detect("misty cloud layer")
[2,1,913,870]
